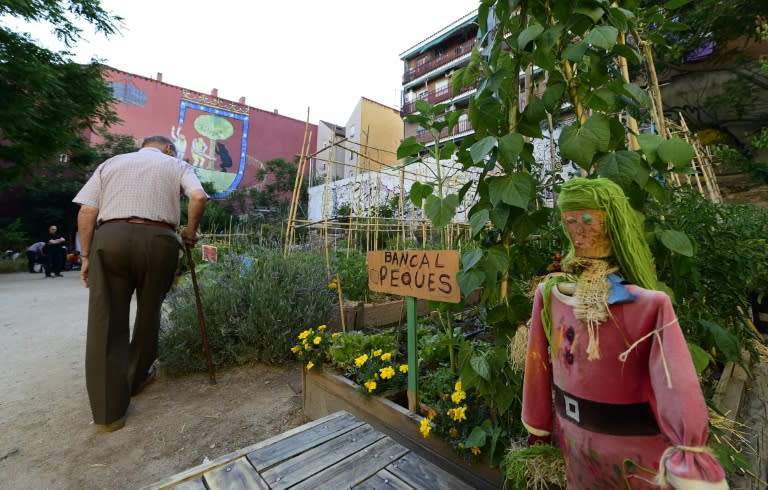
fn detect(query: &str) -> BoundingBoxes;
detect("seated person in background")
[26,242,46,273]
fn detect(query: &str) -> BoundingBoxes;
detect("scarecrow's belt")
[554,386,660,436]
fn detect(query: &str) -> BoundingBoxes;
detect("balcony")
[414,117,474,144]
[401,82,477,115]
[403,38,477,85]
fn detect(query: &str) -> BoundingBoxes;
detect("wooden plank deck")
[146,410,476,490]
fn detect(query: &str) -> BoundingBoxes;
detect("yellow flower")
[380,352,392,362]
[306,361,314,370]
[471,446,481,456]
[451,389,466,404]
[331,332,340,338]
[313,336,322,345]
[379,366,395,380]
[355,354,368,368]
[447,406,467,422]
[427,408,437,420]
[399,364,408,374]
[298,329,312,340]
[448,427,458,438]
[364,380,377,392]
[419,417,432,438]
[302,340,309,349]
[290,345,301,354]
[372,349,383,357]
[318,324,327,332]
[454,380,462,392]
[328,279,338,289]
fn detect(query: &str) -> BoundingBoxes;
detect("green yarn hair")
[557,177,657,290]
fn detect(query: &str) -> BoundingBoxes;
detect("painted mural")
[174,101,250,198]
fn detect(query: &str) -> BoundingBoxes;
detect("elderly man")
[73,135,207,432]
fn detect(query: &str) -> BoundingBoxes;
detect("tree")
[0,0,122,185]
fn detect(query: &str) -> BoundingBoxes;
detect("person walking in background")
[43,225,66,277]
[25,241,45,273]
[73,135,207,432]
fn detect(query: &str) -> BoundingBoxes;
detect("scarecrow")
[522,178,727,489]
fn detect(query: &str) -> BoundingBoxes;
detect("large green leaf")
[457,270,485,296]
[637,133,663,165]
[559,114,611,166]
[596,150,649,187]
[487,173,537,209]
[700,320,741,362]
[438,140,457,160]
[657,229,694,257]
[562,41,588,62]
[469,208,490,236]
[687,342,713,375]
[657,137,695,168]
[622,83,652,109]
[424,194,459,228]
[490,203,510,229]
[510,208,550,242]
[397,136,425,159]
[497,133,524,167]
[462,248,483,271]
[414,99,433,115]
[574,7,605,23]
[542,82,566,111]
[612,44,643,64]
[409,181,433,207]
[518,24,544,51]
[584,26,618,51]
[464,425,488,448]
[470,355,491,381]
[469,136,497,164]
[486,245,510,272]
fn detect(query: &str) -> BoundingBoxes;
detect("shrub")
[159,247,336,375]
[647,189,768,372]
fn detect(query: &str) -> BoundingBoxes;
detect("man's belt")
[554,386,660,436]
[101,218,175,231]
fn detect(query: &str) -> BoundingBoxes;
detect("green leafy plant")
[160,247,336,374]
[647,189,768,372]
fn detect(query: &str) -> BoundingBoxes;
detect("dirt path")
[0,271,306,489]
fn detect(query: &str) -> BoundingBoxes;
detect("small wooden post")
[406,296,418,412]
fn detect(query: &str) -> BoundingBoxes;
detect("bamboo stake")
[284,109,312,257]
[618,32,640,151]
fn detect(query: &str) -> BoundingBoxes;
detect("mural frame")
[178,101,250,199]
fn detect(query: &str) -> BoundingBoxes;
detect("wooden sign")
[367,250,460,303]
[201,245,218,263]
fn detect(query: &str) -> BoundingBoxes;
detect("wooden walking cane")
[185,243,216,384]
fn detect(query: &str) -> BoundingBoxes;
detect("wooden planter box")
[328,288,483,330]
[302,367,501,490]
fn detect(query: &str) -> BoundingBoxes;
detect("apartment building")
[399,10,478,148]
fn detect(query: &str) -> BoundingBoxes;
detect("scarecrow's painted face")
[562,209,611,258]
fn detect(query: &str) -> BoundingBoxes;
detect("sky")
[10,0,477,125]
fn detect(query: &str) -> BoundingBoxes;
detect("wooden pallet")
[146,410,474,490]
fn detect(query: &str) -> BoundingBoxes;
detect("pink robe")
[523,282,728,489]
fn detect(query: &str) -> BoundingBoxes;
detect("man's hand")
[181,228,199,247]
[80,258,90,288]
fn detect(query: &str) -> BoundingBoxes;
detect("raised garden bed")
[302,366,501,490]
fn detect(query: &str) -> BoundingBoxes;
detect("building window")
[349,125,356,138]
[110,81,147,106]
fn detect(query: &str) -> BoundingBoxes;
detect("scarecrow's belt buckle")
[564,394,580,423]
